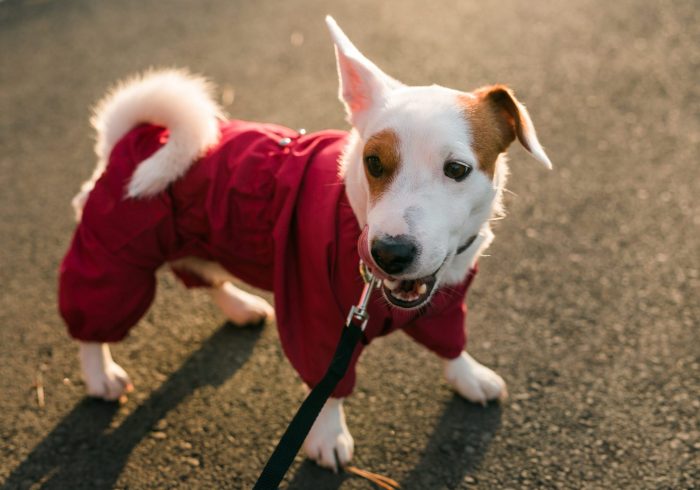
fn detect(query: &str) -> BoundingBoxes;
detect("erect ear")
[476,85,552,168]
[325,16,404,132]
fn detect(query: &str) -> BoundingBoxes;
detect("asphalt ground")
[1,0,698,488]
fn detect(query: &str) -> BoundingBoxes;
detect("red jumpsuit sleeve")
[59,225,159,342]
[402,267,477,360]
[301,329,365,399]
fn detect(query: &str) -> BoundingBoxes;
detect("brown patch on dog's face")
[363,129,401,201]
[458,85,522,178]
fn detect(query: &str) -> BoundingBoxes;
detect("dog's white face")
[327,17,551,309]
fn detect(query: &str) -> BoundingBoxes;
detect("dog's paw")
[444,351,507,405]
[79,342,133,401]
[211,281,274,326]
[84,360,133,401]
[302,398,354,472]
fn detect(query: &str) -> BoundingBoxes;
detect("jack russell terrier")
[59,16,552,471]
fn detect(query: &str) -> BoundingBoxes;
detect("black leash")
[253,263,379,490]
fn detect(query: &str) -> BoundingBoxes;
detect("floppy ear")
[477,85,552,168]
[325,16,403,131]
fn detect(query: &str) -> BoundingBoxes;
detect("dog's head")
[326,17,552,309]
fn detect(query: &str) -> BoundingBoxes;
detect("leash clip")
[346,305,370,331]
[346,261,380,331]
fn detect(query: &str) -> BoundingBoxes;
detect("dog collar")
[456,235,478,255]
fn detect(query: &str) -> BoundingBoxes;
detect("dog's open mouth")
[379,274,437,309]
[358,226,440,309]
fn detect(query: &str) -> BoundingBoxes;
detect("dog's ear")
[325,16,403,132]
[476,85,552,168]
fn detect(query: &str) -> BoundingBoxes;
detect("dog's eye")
[365,155,384,178]
[443,160,472,182]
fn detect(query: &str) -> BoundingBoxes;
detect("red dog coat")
[59,120,476,397]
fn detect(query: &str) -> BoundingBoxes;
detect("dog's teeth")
[388,288,422,303]
[418,283,427,295]
[383,278,399,290]
[404,292,418,302]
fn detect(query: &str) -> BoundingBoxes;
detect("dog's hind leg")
[79,342,134,401]
[170,256,274,326]
[211,281,275,326]
[443,352,508,405]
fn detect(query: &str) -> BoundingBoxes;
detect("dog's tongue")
[357,226,391,281]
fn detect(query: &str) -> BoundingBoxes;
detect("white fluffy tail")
[72,69,222,219]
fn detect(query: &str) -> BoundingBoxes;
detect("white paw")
[211,281,274,326]
[444,351,507,405]
[79,342,133,401]
[302,398,354,472]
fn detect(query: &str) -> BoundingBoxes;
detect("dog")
[58,16,551,471]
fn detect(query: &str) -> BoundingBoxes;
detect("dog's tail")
[72,69,222,219]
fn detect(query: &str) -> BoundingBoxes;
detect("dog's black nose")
[370,235,417,275]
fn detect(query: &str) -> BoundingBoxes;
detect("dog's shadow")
[285,397,502,490]
[2,321,261,490]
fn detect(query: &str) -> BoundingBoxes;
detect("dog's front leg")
[79,342,133,401]
[302,397,354,472]
[443,351,507,405]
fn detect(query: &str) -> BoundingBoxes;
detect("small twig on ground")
[346,465,400,489]
[35,371,45,408]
